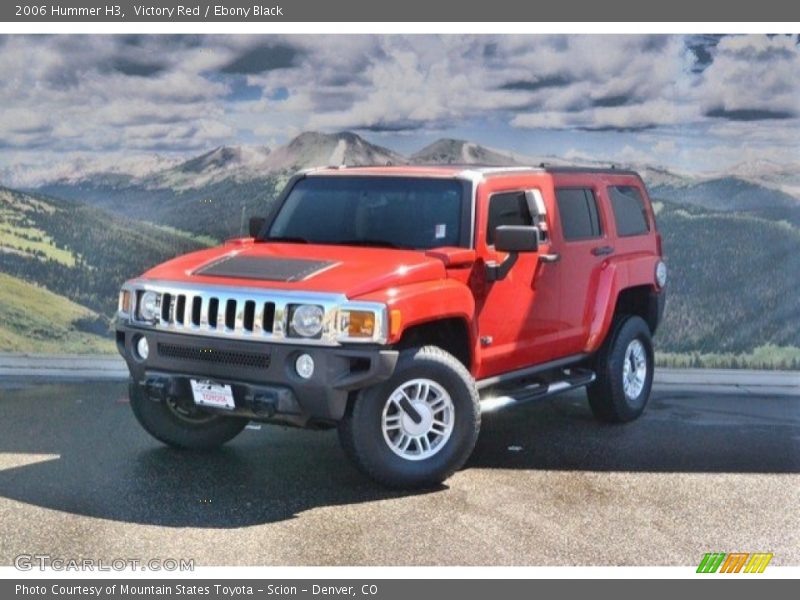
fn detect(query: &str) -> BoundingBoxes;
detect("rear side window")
[609,186,650,236]
[555,188,602,241]
[486,191,532,245]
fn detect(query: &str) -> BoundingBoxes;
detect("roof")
[539,166,640,176]
[303,164,641,179]
[303,165,508,179]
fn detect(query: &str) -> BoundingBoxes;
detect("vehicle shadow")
[0,381,797,529]
[0,381,436,528]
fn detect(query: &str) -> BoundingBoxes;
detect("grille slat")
[175,295,186,325]
[199,296,211,329]
[208,298,219,329]
[234,299,245,332]
[157,342,271,369]
[217,298,227,331]
[191,296,202,327]
[225,299,236,331]
[161,293,172,322]
[262,302,275,334]
[243,300,256,332]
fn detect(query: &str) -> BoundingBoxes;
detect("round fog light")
[295,353,315,379]
[136,336,149,360]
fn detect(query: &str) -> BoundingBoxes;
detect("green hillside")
[0,272,114,353]
[655,199,800,354]
[38,176,283,241]
[0,186,210,317]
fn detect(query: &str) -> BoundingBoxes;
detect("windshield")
[266,176,466,250]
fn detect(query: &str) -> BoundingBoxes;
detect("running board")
[479,368,596,413]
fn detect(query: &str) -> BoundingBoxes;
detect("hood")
[142,240,448,299]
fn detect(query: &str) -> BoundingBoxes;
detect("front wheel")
[587,315,655,423]
[338,346,480,489]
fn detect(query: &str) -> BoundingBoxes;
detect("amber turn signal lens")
[120,290,131,314]
[390,309,402,337]
[347,310,376,337]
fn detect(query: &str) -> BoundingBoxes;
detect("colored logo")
[696,552,773,573]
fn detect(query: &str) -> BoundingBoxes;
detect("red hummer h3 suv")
[116,165,666,488]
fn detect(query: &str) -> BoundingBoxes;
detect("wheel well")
[614,285,658,333]
[394,318,472,371]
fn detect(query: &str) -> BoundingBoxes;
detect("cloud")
[108,57,166,77]
[219,44,300,74]
[0,34,797,183]
[512,100,696,131]
[705,108,795,121]
[696,35,799,119]
[0,109,52,135]
[0,35,238,156]
[499,75,571,91]
[591,94,633,108]
[685,34,724,73]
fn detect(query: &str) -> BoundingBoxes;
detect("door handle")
[591,246,614,256]
[539,253,560,264]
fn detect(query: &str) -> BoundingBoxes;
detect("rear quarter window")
[608,185,650,236]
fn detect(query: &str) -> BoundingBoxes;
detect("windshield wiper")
[265,236,309,244]
[336,239,404,249]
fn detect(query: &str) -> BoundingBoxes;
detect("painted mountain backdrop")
[1,131,799,367]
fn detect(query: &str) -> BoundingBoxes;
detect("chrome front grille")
[123,280,349,345]
[157,292,276,335]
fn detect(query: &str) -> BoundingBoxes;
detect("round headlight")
[291,305,324,338]
[139,291,159,321]
[655,261,668,288]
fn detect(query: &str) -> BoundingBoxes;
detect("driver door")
[473,180,564,379]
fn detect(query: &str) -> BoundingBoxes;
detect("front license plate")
[190,379,235,410]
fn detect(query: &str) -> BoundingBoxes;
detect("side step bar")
[479,368,596,413]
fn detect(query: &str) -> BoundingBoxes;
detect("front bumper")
[116,322,398,427]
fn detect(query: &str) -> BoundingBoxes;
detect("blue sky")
[0,34,798,185]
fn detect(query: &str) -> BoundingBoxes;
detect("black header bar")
[2,0,799,23]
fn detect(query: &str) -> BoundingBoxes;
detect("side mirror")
[487,225,540,282]
[249,217,266,238]
[493,225,539,253]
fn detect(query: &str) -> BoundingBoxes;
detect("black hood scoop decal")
[195,255,336,282]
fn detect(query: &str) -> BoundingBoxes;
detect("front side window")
[608,185,650,236]
[486,191,532,245]
[555,188,602,241]
[267,176,465,249]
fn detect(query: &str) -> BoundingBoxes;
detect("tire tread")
[587,315,654,423]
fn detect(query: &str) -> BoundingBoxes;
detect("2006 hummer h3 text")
[117,165,666,488]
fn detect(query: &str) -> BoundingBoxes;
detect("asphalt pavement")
[0,374,797,566]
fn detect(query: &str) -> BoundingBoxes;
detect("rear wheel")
[129,382,248,449]
[587,315,654,423]
[338,346,480,488]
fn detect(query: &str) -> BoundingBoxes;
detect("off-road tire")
[587,315,654,423]
[338,346,480,489]
[129,382,248,450]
